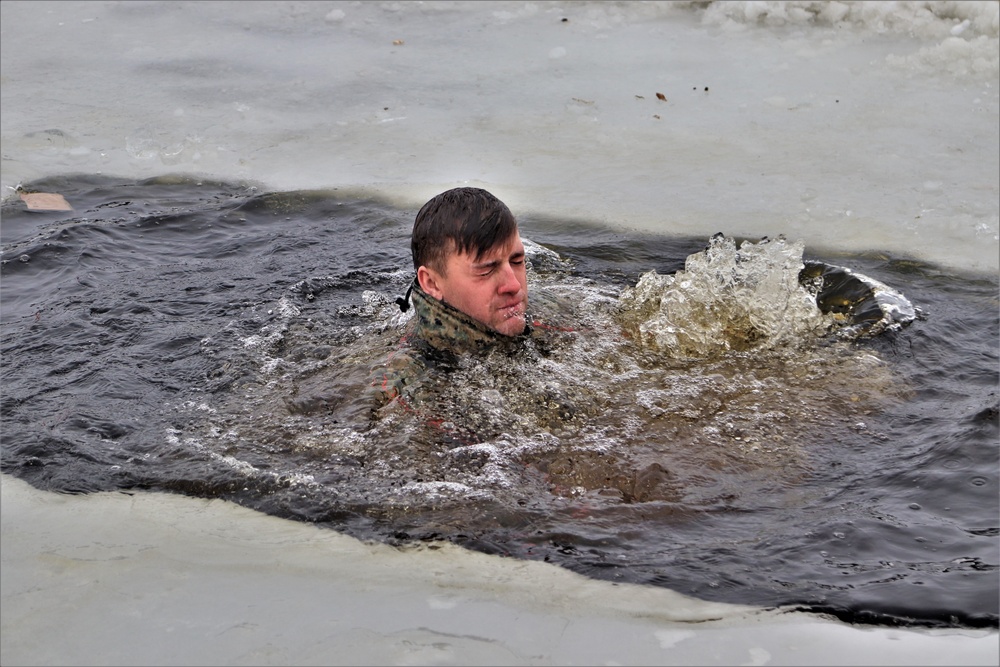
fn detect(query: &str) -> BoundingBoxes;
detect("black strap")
[396,280,415,312]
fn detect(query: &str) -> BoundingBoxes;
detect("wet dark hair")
[411,187,518,274]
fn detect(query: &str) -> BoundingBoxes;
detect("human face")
[417,232,528,336]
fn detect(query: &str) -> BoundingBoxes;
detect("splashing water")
[193,225,910,523]
[618,234,835,358]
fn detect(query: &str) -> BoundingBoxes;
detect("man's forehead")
[453,233,524,262]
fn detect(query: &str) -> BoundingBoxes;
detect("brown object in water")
[19,192,72,211]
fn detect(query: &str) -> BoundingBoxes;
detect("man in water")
[375,187,555,409]
[396,187,533,348]
[409,187,529,337]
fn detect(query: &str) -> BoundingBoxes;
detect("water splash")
[617,235,833,358]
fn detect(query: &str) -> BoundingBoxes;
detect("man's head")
[411,187,528,337]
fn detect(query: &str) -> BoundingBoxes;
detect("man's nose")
[496,262,521,294]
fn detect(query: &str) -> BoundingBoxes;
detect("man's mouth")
[499,302,524,320]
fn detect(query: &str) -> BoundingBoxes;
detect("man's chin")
[493,314,526,337]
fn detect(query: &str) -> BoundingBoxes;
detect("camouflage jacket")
[369,280,574,409]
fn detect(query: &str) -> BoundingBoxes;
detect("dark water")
[2,174,997,629]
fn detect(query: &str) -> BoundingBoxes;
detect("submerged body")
[371,279,578,423]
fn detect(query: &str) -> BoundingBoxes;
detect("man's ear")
[417,265,445,301]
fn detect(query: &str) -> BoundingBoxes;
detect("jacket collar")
[405,279,530,354]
